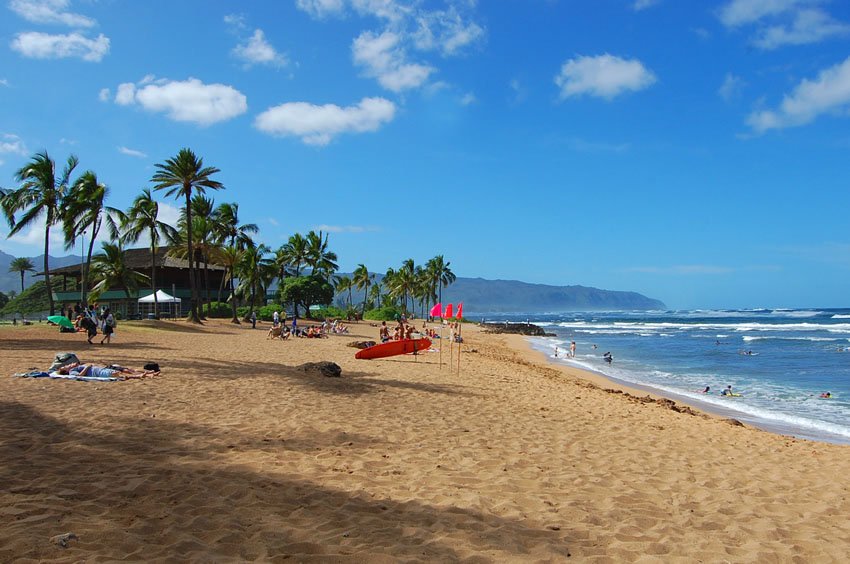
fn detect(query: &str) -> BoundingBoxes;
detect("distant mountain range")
[0,250,666,311]
[0,250,80,294]
[434,277,664,313]
[338,274,665,313]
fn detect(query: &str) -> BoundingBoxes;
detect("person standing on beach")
[251,311,257,329]
[100,308,115,344]
[570,341,576,358]
[273,310,280,327]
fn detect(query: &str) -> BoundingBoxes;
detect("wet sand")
[1,319,849,561]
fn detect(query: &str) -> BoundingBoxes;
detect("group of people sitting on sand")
[267,313,349,340]
[376,319,462,343]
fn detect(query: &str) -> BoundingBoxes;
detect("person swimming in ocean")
[603,351,613,364]
[721,385,734,396]
[820,392,832,399]
[701,386,710,394]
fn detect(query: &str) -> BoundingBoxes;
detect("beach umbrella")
[47,315,74,329]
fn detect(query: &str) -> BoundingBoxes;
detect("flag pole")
[449,322,454,373]
[457,320,462,374]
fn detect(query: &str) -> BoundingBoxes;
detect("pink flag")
[430,303,442,317]
[444,304,453,318]
[456,302,463,319]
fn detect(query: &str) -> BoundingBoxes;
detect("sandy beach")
[2,319,849,562]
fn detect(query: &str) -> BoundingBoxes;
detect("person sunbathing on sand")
[57,362,160,379]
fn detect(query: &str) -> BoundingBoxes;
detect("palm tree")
[88,242,150,307]
[219,245,245,324]
[9,257,35,293]
[334,275,353,309]
[305,230,338,280]
[396,259,417,315]
[182,194,216,316]
[118,189,178,318]
[279,233,309,277]
[63,171,109,308]
[426,255,456,311]
[352,263,373,314]
[151,148,223,323]
[235,244,273,319]
[1,151,79,315]
[213,202,257,250]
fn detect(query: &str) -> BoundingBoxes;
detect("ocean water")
[488,309,850,445]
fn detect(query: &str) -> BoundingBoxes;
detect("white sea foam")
[832,314,850,319]
[742,335,838,343]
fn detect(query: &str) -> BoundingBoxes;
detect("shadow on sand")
[0,400,572,561]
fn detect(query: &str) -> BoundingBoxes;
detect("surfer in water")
[603,351,613,364]
[721,385,735,397]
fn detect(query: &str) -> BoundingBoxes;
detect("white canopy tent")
[138,290,181,318]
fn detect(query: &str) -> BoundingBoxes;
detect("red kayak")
[355,338,432,360]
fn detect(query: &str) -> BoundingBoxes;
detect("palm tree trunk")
[203,255,210,318]
[150,241,158,318]
[19,270,24,293]
[44,224,55,315]
[229,269,239,324]
[82,230,97,307]
[185,191,199,322]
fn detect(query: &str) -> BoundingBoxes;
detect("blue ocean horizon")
[479,309,850,445]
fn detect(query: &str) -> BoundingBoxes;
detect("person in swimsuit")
[58,362,160,379]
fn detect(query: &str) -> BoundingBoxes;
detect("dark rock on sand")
[725,418,745,427]
[297,361,342,378]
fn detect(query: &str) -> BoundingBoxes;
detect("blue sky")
[1,0,850,310]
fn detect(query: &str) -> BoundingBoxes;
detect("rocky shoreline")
[479,322,555,337]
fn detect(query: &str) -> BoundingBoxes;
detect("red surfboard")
[355,338,432,360]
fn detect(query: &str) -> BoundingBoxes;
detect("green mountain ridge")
[0,251,666,312]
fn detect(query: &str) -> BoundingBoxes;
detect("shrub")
[204,301,233,318]
[364,306,402,321]
[258,303,284,321]
[311,305,346,320]
[237,306,250,319]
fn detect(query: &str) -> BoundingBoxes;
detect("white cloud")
[223,13,247,30]
[747,55,850,133]
[254,97,396,146]
[98,87,110,102]
[753,8,850,49]
[117,146,147,158]
[4,214,66,250]
[295,0,346,19]
[0,134,29,162]
[719,73,745,101]
[633,0,660,11]
[11,31,109,61]
[460,92,476,106]
[0,78,9,87]
[352,30,433,92]
[351,0,411,23]
[112,77,248,126]
[718,0,811,27]
[8,0,95,28]
[555,54,656,100]
[412,7,485,56]
[232,29,287,68]
[718,1,848,49]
